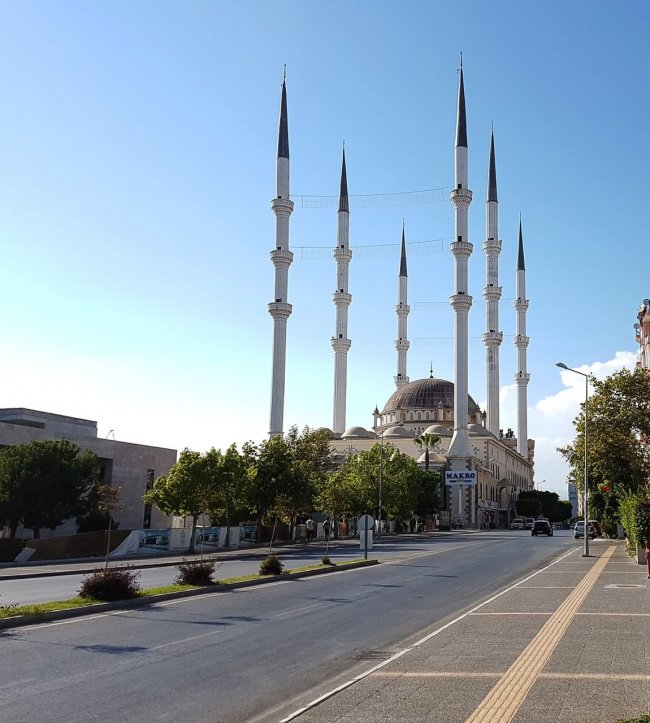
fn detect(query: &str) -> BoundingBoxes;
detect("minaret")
[482,130,503,436]
[332,147,352,435]
[394,223,410,388]
[268,71,294,437]
[447,61,474,463]
[514,219,530,456]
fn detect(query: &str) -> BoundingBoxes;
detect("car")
[524,518,535,530]
[531,519,553,536]
[511,518,525,530]
[574,521,596,539]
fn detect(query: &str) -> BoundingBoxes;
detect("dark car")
[531,519,553,537]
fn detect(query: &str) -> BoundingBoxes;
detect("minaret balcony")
[482,331,503,346]
[395,304,410,314]
[271,197,294,215]
[514,371,531,383]
[331,337,351,352]
[268,302,292,320]
[333,248,352,263]
[332,291,352,306]
[483,286,502,302]
[450,187,473,205]
[513,298,529,311]
[394,340,410,352]
[483,238,502,253]
[514,335,529,347]
[450,240,473,257]
[270,249,294,269]
[450,293,473,312]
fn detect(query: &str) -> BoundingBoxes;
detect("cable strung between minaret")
[268,72,294,437]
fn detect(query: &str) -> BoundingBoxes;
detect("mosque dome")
[468,423,496,437]
[423,424,452,437]
[383,425,415,438]
[382,377,480,415]
[417,450,447,465]
[341,425,376,439]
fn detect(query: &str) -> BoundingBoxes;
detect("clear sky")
[0,1,647,499]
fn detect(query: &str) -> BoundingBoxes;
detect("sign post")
[358,514,374,561]
[445,471,477,529]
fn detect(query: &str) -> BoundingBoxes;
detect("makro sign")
[445,471,477,486]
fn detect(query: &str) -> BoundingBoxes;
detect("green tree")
[143,449,212,553]
[416,469,442,517]
[515,490,541,518]
[414,432,440,471]
[558,368,650,500]
[205,444,248,547]
[0,440,99,538]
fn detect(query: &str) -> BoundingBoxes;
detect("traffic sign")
[358,514,375,531]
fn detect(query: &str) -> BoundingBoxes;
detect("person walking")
[305,516,315,542]
[322,518,331,541]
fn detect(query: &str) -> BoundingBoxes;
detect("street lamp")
[377,429,384,537]
[556,362,590,557]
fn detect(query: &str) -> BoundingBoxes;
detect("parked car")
[531,519,553,536]
[574,521,596,539]
[524,518,535,530]
[511,518,525,530]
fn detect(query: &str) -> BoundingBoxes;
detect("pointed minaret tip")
[455,59,467,149]
[487,129,498,202]
[517,217,526,271]
[277,70,289,160]
[338,145,349,213]
[399,222,407,277]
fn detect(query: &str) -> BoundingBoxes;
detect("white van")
[511,518,525,529]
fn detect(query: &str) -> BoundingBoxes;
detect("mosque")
[267,65,534,529]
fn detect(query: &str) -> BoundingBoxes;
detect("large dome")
[382,377,480,415]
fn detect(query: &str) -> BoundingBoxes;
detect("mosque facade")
[267,66,534,528]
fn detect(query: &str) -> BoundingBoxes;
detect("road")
[1,532,578,722]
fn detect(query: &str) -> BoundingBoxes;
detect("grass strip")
[0,559,374,620]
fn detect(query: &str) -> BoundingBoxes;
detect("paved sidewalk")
[287,540,650,723]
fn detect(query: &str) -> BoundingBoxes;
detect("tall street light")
[556,362,590,557]
[377,429,384,537]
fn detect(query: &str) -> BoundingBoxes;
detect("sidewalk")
[287,540,650,723]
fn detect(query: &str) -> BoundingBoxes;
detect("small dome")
[314,427,335,438]
[382,377,480,415]
[468,423,495,437]
[383,425,415,438]
[417,450,447,465]
[341,426,375,439]
[423,424,452,437]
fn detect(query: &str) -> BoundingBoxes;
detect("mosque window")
[417,412,421,420]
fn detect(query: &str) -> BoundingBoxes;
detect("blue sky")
[0,1,647,499]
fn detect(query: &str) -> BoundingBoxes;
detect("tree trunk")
[10,520,19,538]
[255,509,263,543]
[225,510,231,548]
[32,527,41,540]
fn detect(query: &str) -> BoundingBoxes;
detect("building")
[0,408,177,538]
[267,64,534,527]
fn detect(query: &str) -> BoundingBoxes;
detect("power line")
[293,238,446,261]
[291,187,448,209]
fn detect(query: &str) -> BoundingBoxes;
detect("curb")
[0,559,379,631]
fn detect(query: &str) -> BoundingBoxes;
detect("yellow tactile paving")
[465,545,615,723]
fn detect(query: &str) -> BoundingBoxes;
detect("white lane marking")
[279,546,578,722]
[150,629,224,651]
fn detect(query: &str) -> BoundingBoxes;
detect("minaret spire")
[394,222,410,388]
[514,218,530,457]
[482,129,503,436]
[447,59,474,527]
[332,145,352,434]
[268,71,294,437]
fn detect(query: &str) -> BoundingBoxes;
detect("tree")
[205,444,248,547]
[515,490,541,518]
[558,368,650,499]
[143,449,212,553]
[0,440,99,538]
[414,432,440,471]
[96,484,124,568]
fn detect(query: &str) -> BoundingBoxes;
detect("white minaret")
[332,148,352,435]
[268,72,294,437]
[394,223,410,388]
[514,219,530,456]
[447,63,474,463]
[482,130,503,436]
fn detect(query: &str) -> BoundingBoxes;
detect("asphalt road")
[0,531,579,723]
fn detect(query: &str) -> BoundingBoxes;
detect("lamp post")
[556,362,590,557]
[377,429,384,537]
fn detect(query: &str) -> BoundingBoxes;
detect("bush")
[259,554,283,576]
[321,555,333,566]
[175,559,217,586]
[78,567,141,601]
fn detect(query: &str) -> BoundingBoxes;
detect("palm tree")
[414,433,440,471]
